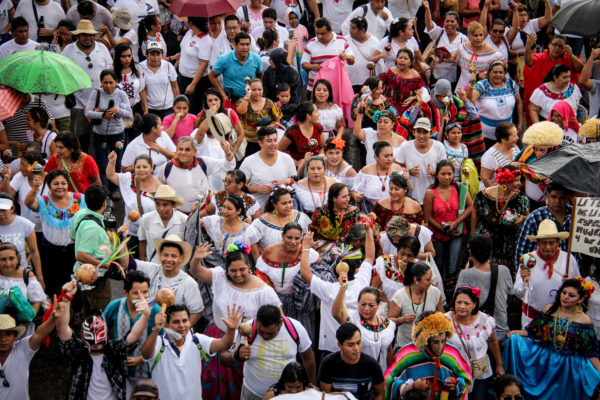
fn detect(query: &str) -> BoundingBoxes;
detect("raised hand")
[193,243,214,261]
[221,304,243,330]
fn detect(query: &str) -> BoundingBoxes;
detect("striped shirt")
[3,96,53,144]
[301,35,354,91]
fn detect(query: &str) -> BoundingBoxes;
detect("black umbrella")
[528,143,600,195]
[550,0,600,38]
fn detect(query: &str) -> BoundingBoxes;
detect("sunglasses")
[502,396,523,400]
[85,56,93,69]
[0,369,9,387]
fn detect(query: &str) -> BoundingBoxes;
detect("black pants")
[37,233,75,298]
[177,74,210,115]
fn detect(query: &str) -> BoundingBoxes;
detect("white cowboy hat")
[71,20,99,35]
[153,185,184,209]
[0,314,26,338]
[206,109,232,143]
[526,219,570,242]
[153,234,192,268]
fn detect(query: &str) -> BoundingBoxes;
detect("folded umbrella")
[0,88,24,121]
[528,143,600,195]
[0,49,92,95]
[169,0,245,18]
[550,0,600,38]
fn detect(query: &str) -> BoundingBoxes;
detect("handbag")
[451,313,490,379]
[423,32,443,68]
[0,286,37,322]
[85,89,102,126]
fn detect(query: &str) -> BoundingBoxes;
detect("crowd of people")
[0,0,599,398]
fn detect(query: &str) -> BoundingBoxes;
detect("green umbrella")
[0,49,92,95]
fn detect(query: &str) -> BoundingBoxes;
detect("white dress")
[251,211,311,249]
[529,83,582,120]
[202,215,261,259]
[211,267,281,332]
[293,181,335,215]
[325,164,355,188]
[391,285,442,349]
[473,79,519,140]
[255,248,320,295]
[479,146,521,191]
[353,171,390,205]
[585,277,600,337]
[349,311,396,372]
[318,106,344,139]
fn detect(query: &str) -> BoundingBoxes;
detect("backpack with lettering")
[248,316,300,347]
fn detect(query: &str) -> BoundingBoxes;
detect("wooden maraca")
[75,263,98,285]
[336,262,350,320]
[239,317,252,346]
[156,287,176,313]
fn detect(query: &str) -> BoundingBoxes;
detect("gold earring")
[273,209,278,216]
[501,184,508,192]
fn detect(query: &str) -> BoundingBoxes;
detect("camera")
[442,222,451,232]
[103,212,117,231]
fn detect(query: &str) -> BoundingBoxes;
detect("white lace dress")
[318,106,344,139]
[202,215,261,262]
[251,211,311,249]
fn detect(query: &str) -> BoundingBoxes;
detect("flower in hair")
[225,241,251,256]
[458,285,481,298]
[576,277,595,299]
[372,110,383,123]
[331,138,345,150]
[494,168,521,184]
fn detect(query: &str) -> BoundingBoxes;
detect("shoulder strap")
[242,5,249,23]
[282,316,300,346]
[94,89,101,109]
[149,228,171,261]
[197,157,207,175]
[481,263,499,315]
[31,0,40,27]
[150,337,166,372]
[164,161,174,180]
[361,4,368,17]
[414,224,421,237]
[191,334,210,361]
[74,214,104,233]
[23,267,29,286]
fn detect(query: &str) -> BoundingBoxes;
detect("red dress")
[380,70,427,116]
[372,202,424,230]
[431,185,464,242]
[283,123,323,161]
[44,153,99,193]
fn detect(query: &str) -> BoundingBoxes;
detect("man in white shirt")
[14,0,64,42]
[138,185,187,263]
[62,19,112,151]
[210,15,259,66]
[240,126,297,209]
[320,0,354,34]
[341,0,392,40]
[221,305,316,399]
[387,0,420,23]
[344,16,380,89]
[66,0,115,36]
[131,234,205,326]
[142,303,241,400]
[157,136,235,213]
[250,8,289,49]
[395,117,446,204]
[0,17,38,59]
[110,0,159,31]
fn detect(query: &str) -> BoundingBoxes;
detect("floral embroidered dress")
[372,202,424,229]
[503,312,600,400]
[529,83,582,120]
[380,71,427,116]
[237,98,282,143]
[37,192,86,246]
[283,123,324,161]
[374,254,405,301]
[310,205,361,261]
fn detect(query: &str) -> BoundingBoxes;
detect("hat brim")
[0,325,26,337]
[71,29,99,35]
[153,195,184,209]
[115,22,131,30]
[153,238,192,268]
[130,390,157,398]
[526,232,570,242]
[206,110,231,143]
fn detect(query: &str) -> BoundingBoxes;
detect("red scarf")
[171,157,199,170]
[537,248,560,278]
[425,347,443,400]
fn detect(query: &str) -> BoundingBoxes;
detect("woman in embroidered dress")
[529,64,582,124]
[25,169,85,297]
[323,138,356,186]
[505,279,600,400]
[106,152,160,257]
[311,79,345,140]
[200,194,261,265]
[388,261,444,350]
[293,156,338,215]
[252,188,311,250]
[206,170,261,221]
[378,215,435,260]
[454,21,504,93]
[333,286,396,371]
[352,141,406,211]
[353,77,398,130]
[472,165,529,270]
[190,242,282,400]
[446,286,504,399]
[380,48,428,116]
[43,131,101,193]
[353,109,405,165]
[372,173,423,230]
[310,183,362,262]
[279,101,326,167]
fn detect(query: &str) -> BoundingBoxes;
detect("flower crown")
[330,138,345,150]
[225,241,251,256]
[576,277,595,299]
[494,168,521,184]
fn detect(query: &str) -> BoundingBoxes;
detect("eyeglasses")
[0,369,10,387]
[85,56,93,69]
[502,396,523,400]
[492,29,505,34]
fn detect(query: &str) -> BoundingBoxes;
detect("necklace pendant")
[556,334,566,344]
[381,185,386,192]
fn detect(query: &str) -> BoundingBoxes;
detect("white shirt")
[341,5,393,40]
[387,0,420,21]
[137,210,188,263]
[0,39,38,59]
[62,42,113,109]
[140,59,177,110]
[87,354,118,400]
[251,24,289,49]
[240,151,297,209]
[308,261,373,352]
[344,34,380,86]
[509,19,540,59]
[376,36,420,73]
[144,332,215,400]
[242,318,312,397]
[111,0,160,31]
[321,0,354,33]
[0,0,13,32]
[14,0,65,41]
[179,30,212,78]
[0,336,37,400]
[394,140,446,204]
[121,131,175,172]
[301,35,354,91]
[10,172,44,231]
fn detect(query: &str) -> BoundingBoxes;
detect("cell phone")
[288,29,294,40]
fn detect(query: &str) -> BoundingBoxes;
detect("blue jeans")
[92,132,124,191]
[433,236,463,278]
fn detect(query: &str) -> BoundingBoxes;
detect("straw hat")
[206,110,232,143]
[522,121,564,147]
[579,118,600,139]
[154,234,192,268]
[0,314,26,337]
[153,185,184,208]
[411,311,454,351]
[526,219,570,242]
[111,8,132,31]
[71,20,99,35]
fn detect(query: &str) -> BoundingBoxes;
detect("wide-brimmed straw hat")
[206,109,232,143]
[153,185,184,208]
[154,234,192,268]
[526,219,569,242]
[0,314,26,337]
[71,20,99,35]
